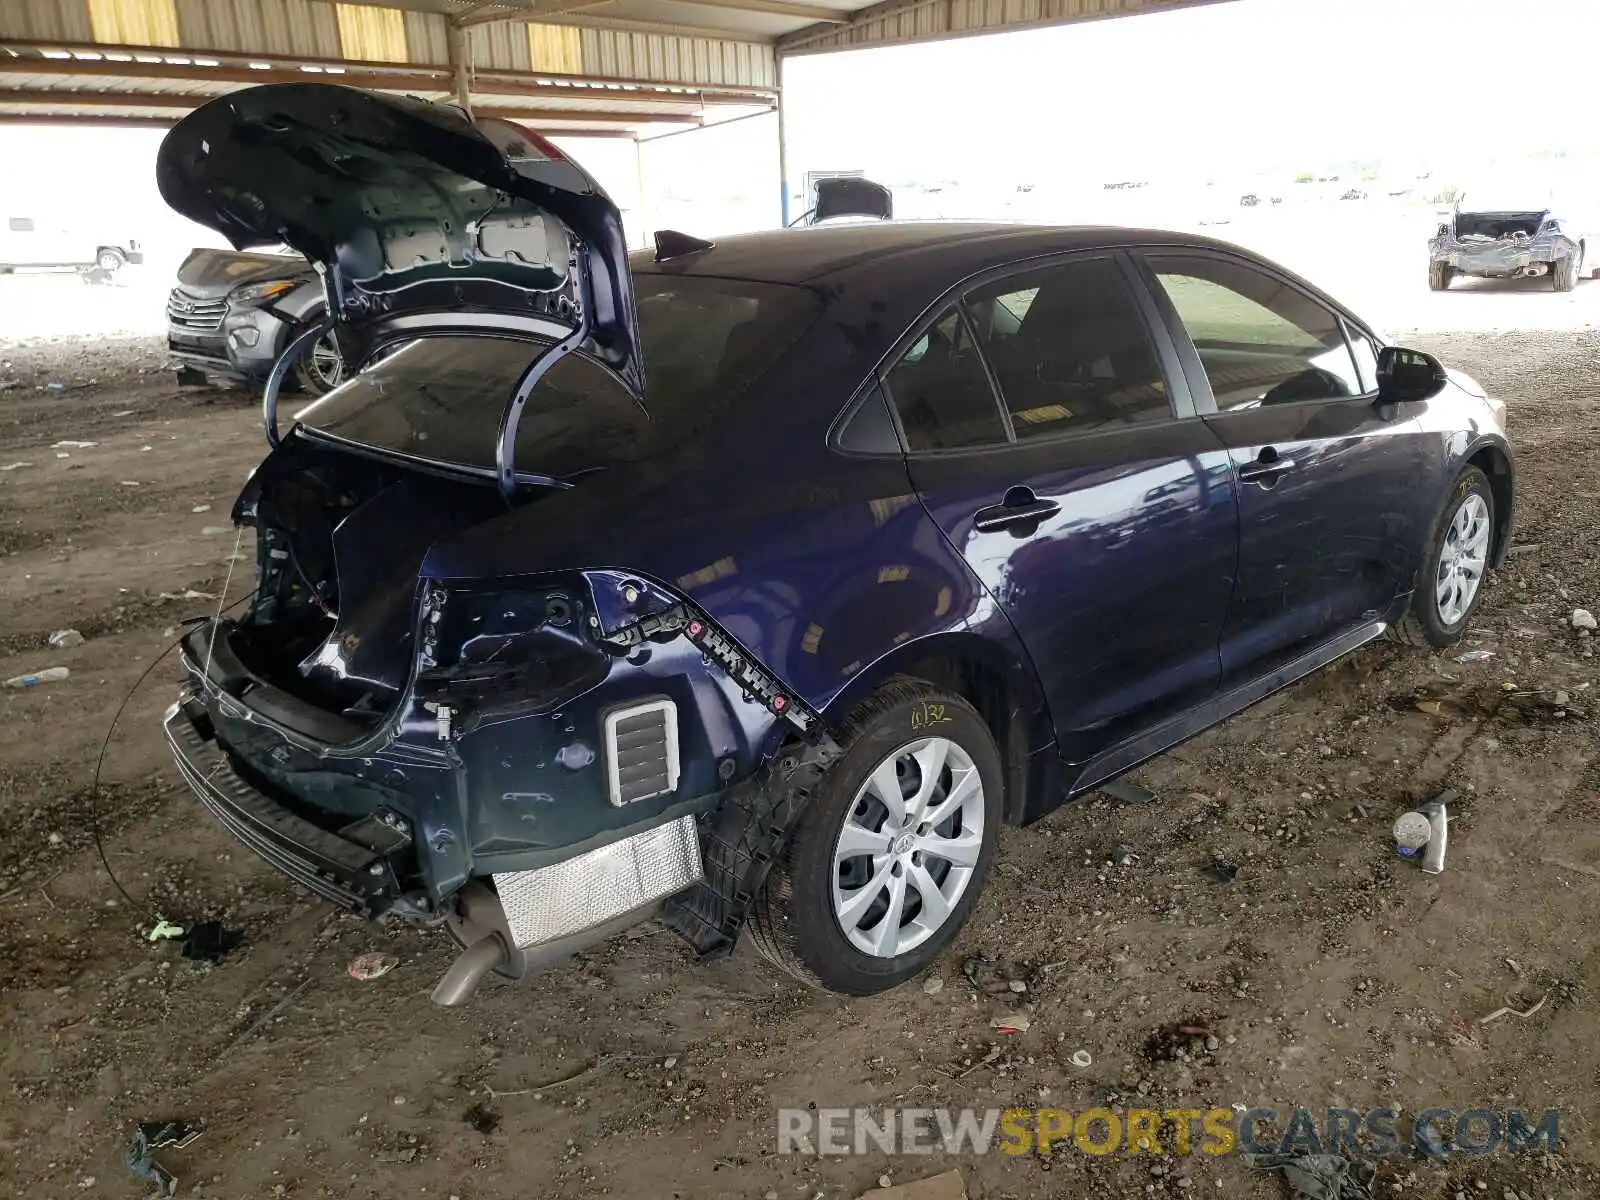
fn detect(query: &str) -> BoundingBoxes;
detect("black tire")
[1388,466,1494,649]
[1554,251,1580,292]
[747,679,1003,995]
[1428,261,1452,291]
[95,248,126,272]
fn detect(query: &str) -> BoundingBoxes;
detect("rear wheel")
[95,248,126,272]
[1553,252,1580,292]
[1389,466,1494,648]
[747,680,1003,994]
[1428,261,1453,291]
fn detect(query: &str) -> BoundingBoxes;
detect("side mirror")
[1377,345,1447,405]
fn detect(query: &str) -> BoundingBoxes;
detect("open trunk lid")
[1454,209,1549,241]
[155,82,643,399]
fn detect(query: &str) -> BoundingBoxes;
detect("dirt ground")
[3,312,1600,1200]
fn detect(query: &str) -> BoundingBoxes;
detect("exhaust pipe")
[430,934,510,1006]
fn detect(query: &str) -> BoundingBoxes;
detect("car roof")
[630,222,1241,287]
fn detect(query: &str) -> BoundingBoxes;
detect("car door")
[1135,249,1425,685]
[884,252,1239,765]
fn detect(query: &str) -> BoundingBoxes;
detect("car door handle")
[973,488,1061,533]
[1238,448,1296,484]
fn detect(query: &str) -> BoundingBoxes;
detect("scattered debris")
[192,504,211,513]
[1454,649,1496,663]
[119,480,140,487]
[1202,858,1239,885]
[991,1011,1031,1035]
[0,461,33,471]
[1245,1152,1375,1199]
[1572,609,1598,631]
[1479,992,1549,1025]
[1108,841,1140,866]
[147,920,186,942]
[180,920,244,964]
[47,629,84,649]
[139,445,152,452]
[51,440,97,449]
[200,525,230,536]
[347,951,400,981]
[1099,778,1156,806]
[1393,791,1453,874]
[159,589,215,602]
[125,1120,201,1196]
[858,1170,966,1200]
[1069,1049,1093,1068]
[3,667,70,688]
[1504,542,1541,557]
[921,974,944,996]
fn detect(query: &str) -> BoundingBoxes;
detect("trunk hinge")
[262,314,337,448]
[493,256,593,502]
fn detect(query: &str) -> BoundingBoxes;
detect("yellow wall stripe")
[87,0,180,47]
[335,3,408,63]
[527,23,582,74]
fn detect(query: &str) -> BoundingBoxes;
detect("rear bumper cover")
[163,698,406,916]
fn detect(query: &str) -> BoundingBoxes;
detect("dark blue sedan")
[157,84,1513,1002]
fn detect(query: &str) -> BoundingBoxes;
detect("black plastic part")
[653,229,715,262]
[164,706,403,917]
[662,734,842,957]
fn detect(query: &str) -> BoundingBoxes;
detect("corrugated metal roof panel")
[467,18,531,71]
[401,8,449,65]
[780,0,1219,51]
[1,0,90,42]
[579,28,774,88]
[171,0,343,58]
[87,0,180,47]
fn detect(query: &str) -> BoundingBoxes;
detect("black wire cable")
[89,590,257,919]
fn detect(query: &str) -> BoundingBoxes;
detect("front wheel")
[1389,466,1494,648]
[1428,261,1453,291]
[747,681,1003,995]
[293,325,345,396]
[96,248,126,272]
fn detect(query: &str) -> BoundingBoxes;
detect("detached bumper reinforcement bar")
[163,702,398,917]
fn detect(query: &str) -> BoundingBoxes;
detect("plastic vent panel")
[604,698,680,807]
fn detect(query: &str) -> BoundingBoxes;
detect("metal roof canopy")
[0,0,1224,134]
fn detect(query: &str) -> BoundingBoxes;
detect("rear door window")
[963,257,1172,439]
[1146,254,1362,409]
[883,309,1008,452]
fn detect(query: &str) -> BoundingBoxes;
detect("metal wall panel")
[780,0,1225,53]
[0,0,95,42]
[172,0,342,58]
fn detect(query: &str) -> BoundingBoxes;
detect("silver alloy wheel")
[1436,492,1490,625]
[830,736,985,958]
[305,331,345,391]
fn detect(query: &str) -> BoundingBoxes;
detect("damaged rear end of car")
[156,82,834,1003]
[1428,191,1584,289]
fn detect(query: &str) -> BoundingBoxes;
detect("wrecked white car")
[1428,188,1598,291]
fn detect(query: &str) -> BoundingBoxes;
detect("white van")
[0,215,143,273]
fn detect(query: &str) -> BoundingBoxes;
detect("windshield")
[294,275,824,480]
